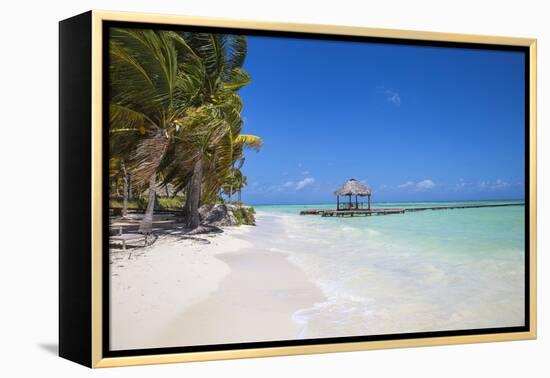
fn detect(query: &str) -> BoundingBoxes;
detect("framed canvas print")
[59,10,537,368]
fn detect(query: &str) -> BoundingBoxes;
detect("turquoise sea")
[253,200,525,337]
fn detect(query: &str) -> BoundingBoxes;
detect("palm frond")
[183,33,225,83]
[235,134,263,151]
[223,68,251,91]
[109,104,152,132]
[224,35,247,72]
[110,28,204,129]
[130,131,170,187]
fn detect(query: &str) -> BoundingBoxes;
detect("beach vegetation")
[109,29,262,230]
[233,206,256,226]
[110,196,186,211]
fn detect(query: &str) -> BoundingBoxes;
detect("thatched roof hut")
[334,178,372,210]
[334,178,371,196]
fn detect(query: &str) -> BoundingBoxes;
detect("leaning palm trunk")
[184,158,203,229]
[120,160,129,218]
[127,172,133,199]
[133,131,170,233]
[115,175,121,197]
[139,174,157,234]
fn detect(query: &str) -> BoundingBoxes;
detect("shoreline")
[159,248,325,347]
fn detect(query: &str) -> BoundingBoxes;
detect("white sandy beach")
[110,217,325,350]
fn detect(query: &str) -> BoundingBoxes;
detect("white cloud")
[377,86,401,106]
[388,92,401,105]
[274,177,316,191]
[455,181,466,190]
[453,178,478,192]
[492,178,510,189]
[385,179,435,192]
[416,179,435,190]
[296,177,315,190]
[478,179,511,191]
[302,170,310,176]
[397,180,415,188]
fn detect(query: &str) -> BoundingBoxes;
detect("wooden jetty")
[300,202,524,217]
[315,208,405,217]
[402,202,524,212]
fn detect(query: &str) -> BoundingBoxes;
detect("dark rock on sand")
[198,204,257,227]
[186,224,224,235]
[199,204,238,226]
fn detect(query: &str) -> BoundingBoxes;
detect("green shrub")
[233,206,256,226]
[109,198,147,209]
[110,196,185,210]
[157,196,185,209]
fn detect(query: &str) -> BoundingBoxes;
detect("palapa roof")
[334,178,371,196]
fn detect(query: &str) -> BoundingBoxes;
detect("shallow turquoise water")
[252,201,525,337]
[256,201,525,259]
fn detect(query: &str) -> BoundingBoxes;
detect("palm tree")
[222,169,237,203]
[161,98,262,227]
[232,136,261,205]
[109,29,263,231]
[221,156,254,204]
[109,28,204,231]
[174,33,254,228]
[235,170,248,204]
[172,104,234,227]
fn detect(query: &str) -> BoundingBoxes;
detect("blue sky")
[237,35,525,205]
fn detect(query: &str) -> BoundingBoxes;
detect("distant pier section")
[303,178,525,217]
[300,202,525,217]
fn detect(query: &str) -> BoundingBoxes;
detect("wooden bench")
[110,226,147,250]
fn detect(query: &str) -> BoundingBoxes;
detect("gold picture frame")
[59,9,537,368]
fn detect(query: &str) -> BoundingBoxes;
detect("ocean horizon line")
[249,198,526,207]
